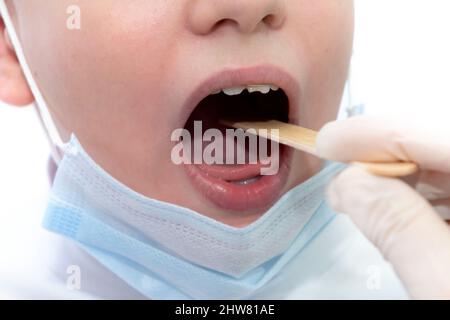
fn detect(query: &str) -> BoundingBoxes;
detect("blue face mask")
[43,135,345,300]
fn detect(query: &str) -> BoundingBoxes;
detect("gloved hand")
[316,116,450,299]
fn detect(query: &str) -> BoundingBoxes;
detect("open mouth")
[180,68,297,212]
[185,84,289,131]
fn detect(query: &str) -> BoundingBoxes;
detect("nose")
[187,0,286,35]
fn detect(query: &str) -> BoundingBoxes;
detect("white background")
[0,1,449,256]
[353,0,450,124]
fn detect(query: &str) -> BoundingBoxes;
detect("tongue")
[191,132,268,181]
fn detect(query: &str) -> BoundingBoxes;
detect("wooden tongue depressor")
[221,119,419,178]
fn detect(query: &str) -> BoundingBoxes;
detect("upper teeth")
[216,84,279,96]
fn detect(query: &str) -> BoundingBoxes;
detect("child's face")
[5,0,353,226]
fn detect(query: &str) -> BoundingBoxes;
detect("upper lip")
[178,65,301,129]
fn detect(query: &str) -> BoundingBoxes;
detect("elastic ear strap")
[0,0,65,150]
[337,60,365,120]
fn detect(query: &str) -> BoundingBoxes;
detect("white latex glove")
[316,116,450,299]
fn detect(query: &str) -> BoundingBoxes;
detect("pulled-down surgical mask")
[43,134,344,299]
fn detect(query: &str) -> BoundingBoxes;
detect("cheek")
[16,1,188,194]
[288,0,354,129]
[21,1,183,142]
[295,0,354,74]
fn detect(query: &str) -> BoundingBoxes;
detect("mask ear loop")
[0,0,69,163]
[344,58,365,118]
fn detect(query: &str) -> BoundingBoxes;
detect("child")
[0,0,410,299]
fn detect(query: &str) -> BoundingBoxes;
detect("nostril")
[262,14,284,29]
[212,18,236,32]
[263,14,274,25]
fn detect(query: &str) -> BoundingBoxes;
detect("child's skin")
[0,0,353,227]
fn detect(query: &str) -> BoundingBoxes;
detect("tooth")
[211,89,221,94]
[270,85,279,91]
[247,85,271,94]
[223,87,245,96]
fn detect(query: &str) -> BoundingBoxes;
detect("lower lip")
[184,147,292,212]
